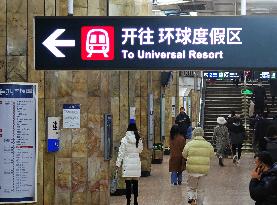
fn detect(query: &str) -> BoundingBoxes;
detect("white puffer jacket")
[116,131,143,178]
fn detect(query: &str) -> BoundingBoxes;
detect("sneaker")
[236,160,240,166]
[233,155,238,164]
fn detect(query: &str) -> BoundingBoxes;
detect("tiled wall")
[0,0,179,204]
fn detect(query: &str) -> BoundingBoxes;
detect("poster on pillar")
[35,16,277,70]
[0,83,38,204]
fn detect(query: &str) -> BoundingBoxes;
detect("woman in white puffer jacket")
[116,122,143,205]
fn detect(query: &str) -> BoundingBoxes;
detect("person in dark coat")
[169,125,186,185]
[175,107,191,139]
[252,79,267,115]
[269,78,277,106]
[226,110,236,130]
[249,151,277,205]
[229,116,245,165]
[265,123,277,162]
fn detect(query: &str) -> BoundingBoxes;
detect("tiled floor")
[110,154,256,205]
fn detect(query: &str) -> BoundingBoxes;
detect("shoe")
[236,160,240,166]
[219,157,224,167]
[178,181,182,185]
[188,199,194,204]
[127,198,131,205]
[134,197,138,205]
[173,183,177,186]
[233,155,238,164]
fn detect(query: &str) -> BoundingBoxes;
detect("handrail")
[200,75,206,128]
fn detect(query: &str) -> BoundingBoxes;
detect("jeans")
[171,171,182,184]
[232,144,243,159]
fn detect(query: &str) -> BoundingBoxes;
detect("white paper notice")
[63,104,80,129]
[0,83,37,204]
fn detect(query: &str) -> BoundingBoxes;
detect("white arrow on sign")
[42,29,75,58]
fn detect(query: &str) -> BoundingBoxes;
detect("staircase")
[203,79,243,145]
[245,81,277,142]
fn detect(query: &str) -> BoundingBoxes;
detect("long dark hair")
[127,123,141,148]
[170,124,180,140]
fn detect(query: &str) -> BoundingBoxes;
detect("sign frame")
[0,82,38,204]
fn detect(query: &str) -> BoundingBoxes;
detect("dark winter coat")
[269,79,277,97]
[175,112,191,138]
[253,86,267,104]
[249,163,277,205]
[229,122,245,145]
[255,119,277,152]
[265,138,277,162]
[169,135,186,172]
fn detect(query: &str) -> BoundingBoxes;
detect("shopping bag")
[110,170,118,194]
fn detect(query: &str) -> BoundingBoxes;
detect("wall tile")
[55,158,72,192]
[72,158,87,192]
[7,56,27,82]
[110,71,119,97]
[72,128,88,158]
[72,71,88,98]
[57,71,73,98]
[28,37,44,99]
[45,0,56,16]
[72,192,87,205]
[54,192,71,205]
[0,0,6,37]
[56,129,72,158]
[88,71,100,97]
[7,0,27,55]
[87,127,101,158]
[44,151,55,205]
[45,71,58,99]
[0,56,6,82]
[56,0,68,16]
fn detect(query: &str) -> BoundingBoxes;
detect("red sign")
[81,26,114,61]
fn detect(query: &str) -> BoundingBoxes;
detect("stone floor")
[110,153,256,205]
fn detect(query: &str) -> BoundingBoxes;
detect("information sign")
[35,16,277,70]
[0,83,37,204]
[63,104,80,129]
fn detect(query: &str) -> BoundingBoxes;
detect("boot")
[127,198,131,205]
[219,157,224,167]
[134,196,138,205]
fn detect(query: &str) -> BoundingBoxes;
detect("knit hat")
[192,127,204,138]
[217,117,227,125]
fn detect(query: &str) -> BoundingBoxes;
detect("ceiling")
[152,0,277,16]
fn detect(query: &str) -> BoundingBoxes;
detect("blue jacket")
[249,163,277,205]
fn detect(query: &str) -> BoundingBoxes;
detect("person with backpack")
[169,125,186,186]
[182,127,214,205]
[229,116,246,165]
[116,122,143,205]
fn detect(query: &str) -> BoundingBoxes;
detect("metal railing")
[200,76,206,128]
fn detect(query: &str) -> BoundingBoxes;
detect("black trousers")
[232,144,243,159]
[125,180,138,199]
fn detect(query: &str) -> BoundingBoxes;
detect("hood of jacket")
[229,123,243,134]
[125,131,136,144]
[192,136,205,141]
